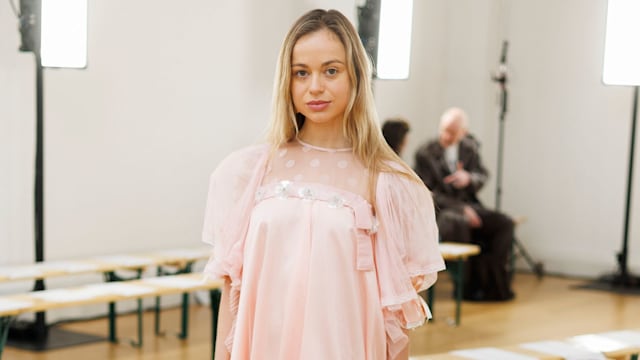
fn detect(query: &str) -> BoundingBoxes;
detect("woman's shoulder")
[378,160,417,182]
[226,143,269,160]
[219,143,269,165]
[211,143,269,178]
[377,160,430,198]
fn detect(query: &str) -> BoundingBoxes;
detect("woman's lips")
[307,100,330,111]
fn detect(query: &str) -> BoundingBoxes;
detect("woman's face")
[290,28,351,128]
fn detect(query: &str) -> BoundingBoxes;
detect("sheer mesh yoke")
[262,138,370,201]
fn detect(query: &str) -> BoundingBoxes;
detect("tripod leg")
[514,238,544,278]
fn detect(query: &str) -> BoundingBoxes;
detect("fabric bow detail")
[351,200,376,271]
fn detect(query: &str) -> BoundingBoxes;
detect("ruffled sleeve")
[201,144,269,352]
[375,165,446,359]
[201,144,269,282]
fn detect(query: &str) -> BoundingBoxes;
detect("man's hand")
[443,162,471,189]
[463,205,482,228]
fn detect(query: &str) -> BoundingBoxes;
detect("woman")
[202,9,445,360]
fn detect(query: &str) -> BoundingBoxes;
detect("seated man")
[414,107,514,301]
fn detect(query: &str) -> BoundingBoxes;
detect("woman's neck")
[298,124,350,149]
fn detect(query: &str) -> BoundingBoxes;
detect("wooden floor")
[4,272,640,359]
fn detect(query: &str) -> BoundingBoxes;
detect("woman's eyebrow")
[291,59,345,67]
[322,59,345,66]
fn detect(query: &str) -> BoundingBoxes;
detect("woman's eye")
[294,70,308,77]
[326,68,338,75]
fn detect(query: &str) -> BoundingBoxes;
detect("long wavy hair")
[265,9,423,202]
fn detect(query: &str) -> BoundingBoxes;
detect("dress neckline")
[295,138,352,153]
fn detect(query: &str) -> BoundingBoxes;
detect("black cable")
[8,0,20,17]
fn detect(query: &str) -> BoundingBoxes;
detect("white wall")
[499,0,638,276]
[1,0,291,265]
[0,0,312,320]
[1,0,639,322]
[376,0,640,278]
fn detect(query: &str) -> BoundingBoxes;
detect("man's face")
[439,116,464,148]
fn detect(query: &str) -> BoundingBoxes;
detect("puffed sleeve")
[375,166,445,359]
[201,144,269,282]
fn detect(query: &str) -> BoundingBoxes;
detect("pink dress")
[203,140,445,360]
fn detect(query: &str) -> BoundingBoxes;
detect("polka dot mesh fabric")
[262,138,370,202]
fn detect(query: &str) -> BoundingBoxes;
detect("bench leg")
[0,316,14,359]
[104,269,143,344]
[451,259,465,326]
[155,263,194,339]
[154,267,163,336]
[108,302,117,343]
[447,259,465,326]
[179,293,189,340]
[426,285,435,320]
[103,268,143,343]
[130,298,144,348]
[154,295,162,336]
[153,292,189,340]
[108,299,143,347]
[210,289,221,360]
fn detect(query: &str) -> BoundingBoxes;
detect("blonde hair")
[266,9,424,202]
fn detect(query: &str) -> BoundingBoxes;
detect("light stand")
[9,0,49,344]
[9,0,101,350]
[492,41,508,211]
[491,40,544,278]
[600,86,640,288]
[617,85,639,286]
[597,0,640,290]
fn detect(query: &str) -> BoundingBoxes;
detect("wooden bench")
[428,216,543,327]
[565,330,640,360]
[427,242,481,326]
[0,273,222,360]
[411,329,640,360]
[0,247,211,342]
[412,346,564,359]
[0,247,211,283]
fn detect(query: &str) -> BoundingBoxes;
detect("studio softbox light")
[20,0,88,68]
[40,0,88,68]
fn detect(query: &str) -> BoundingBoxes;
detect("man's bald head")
[439,107,469,148]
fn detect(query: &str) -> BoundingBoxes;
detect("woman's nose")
[309,74,324,93]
